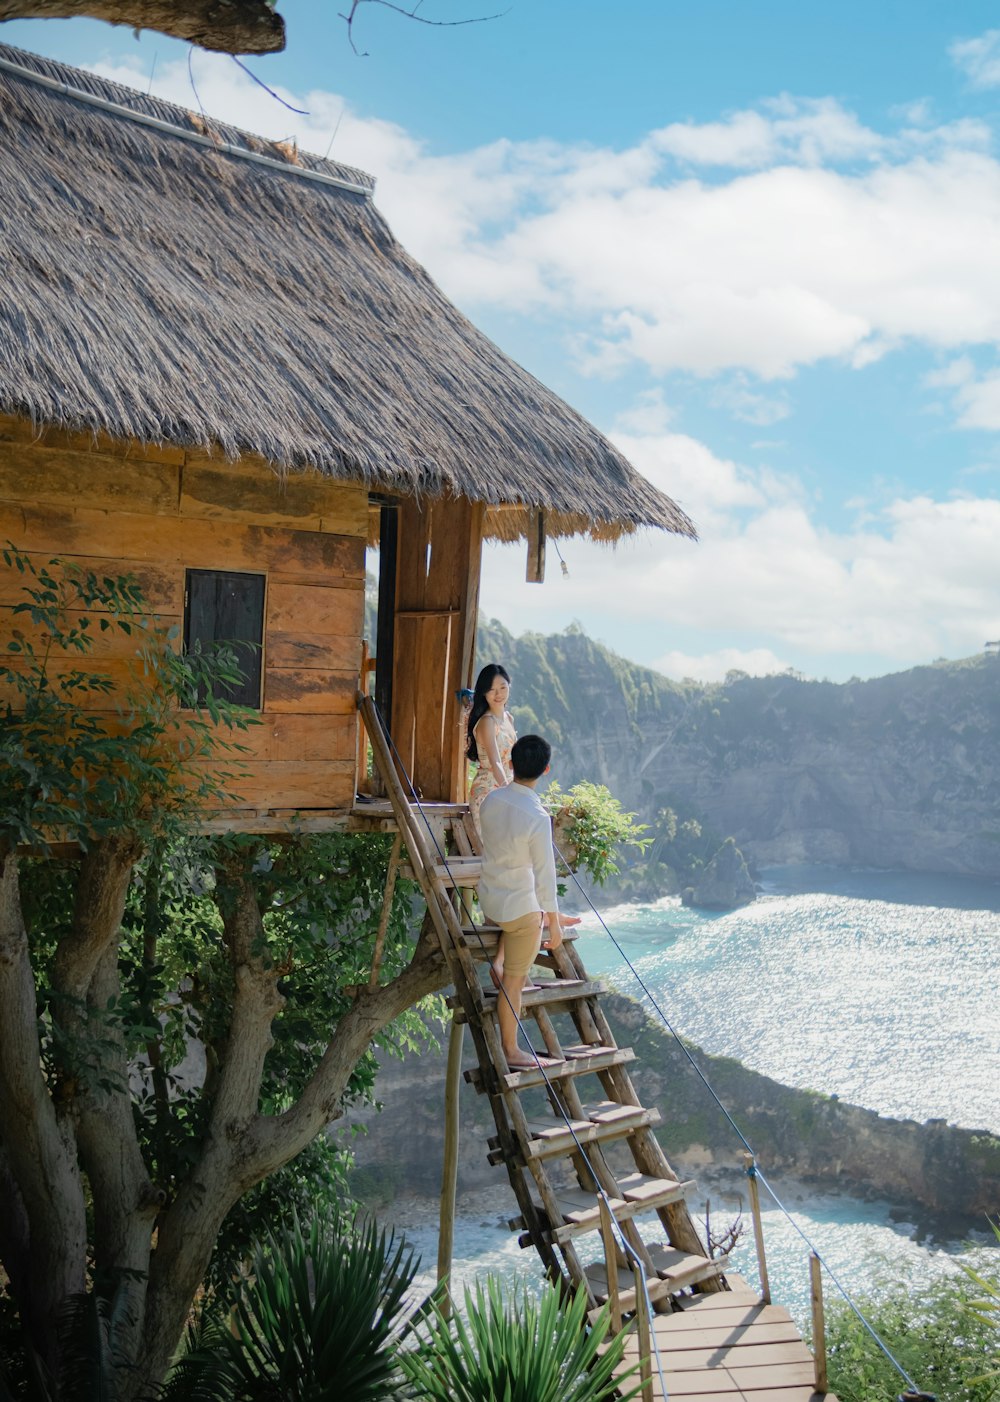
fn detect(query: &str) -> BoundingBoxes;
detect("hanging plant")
[542,781,649,885]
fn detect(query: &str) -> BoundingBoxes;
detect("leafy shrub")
[401,1276,639,1402]
[163,1211,419,1401]
[824,1249,1000,1402]
[542,780,648,885]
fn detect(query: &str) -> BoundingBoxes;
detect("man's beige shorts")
[492,909,543,979]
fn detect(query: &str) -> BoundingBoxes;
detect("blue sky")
[5,2,1000,681]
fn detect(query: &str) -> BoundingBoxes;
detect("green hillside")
[475,617,1000,879]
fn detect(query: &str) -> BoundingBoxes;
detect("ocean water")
[574,865,1000,1134]
[393,867,1000,1327]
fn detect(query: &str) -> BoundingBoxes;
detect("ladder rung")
[648,1243,728,1289]
[479,1045,633,1093]
[399,858,482,885]
[460,926,580,950]
[521,1106,661,1160]
[618,1170,691,1205]
[449,977,603,1017]
[584,1252,728,1320]
[586,1099,646,1126]
[548,1178,696,1244]
[433,858,482,885]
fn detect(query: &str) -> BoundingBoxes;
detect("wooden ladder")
[359,694,728,1332]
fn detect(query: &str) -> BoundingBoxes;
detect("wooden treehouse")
[0,46,841,1399]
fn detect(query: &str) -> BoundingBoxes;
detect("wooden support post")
[632,1259,654,1402]
[743,1152,771,1304]
[598,1196,622,1336]
[357,639,373,796]
[374,504,397,737]
[368,832,403,989]
[810,1252,828,1395]
[437,1016,465,1316]
[526,508,546,583]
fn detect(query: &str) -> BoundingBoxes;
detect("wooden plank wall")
[0,414,367,818]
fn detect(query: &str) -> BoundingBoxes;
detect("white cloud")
[613,389,675,435]
[924,355,976,389]
[479,439,1000,678]
[652,96,886,169]
[606,430,766,530]
[83,54,1000,390]
[709,376,791,425]
[954,371,1000,429]
[950,29,1000,88]
[649,646,791,683]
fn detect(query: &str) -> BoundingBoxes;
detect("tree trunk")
[130,902,448,1396]
[0,849,88,1363]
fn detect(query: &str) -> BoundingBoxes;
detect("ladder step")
[399,858,482,885]
[450,979,604,1018]
[548,1178,696,1244]
[434,858,482,885]
[485,1105,661,1166]
[516,1105,661,1161]
[460,926,580,952]
[464,1044,633,1093]
[584,1251,729,1320]
[650,1245,729,1292]
[587,1099,646,1126]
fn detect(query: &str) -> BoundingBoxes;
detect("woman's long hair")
[466,663,511,763]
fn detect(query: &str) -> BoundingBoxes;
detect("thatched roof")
[0,45,695,543]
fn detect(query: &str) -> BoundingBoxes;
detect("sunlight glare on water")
[574,867,1000,1133]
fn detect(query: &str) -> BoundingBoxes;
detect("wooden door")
[391,495,484,801]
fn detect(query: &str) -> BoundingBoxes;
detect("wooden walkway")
[609,1277,838,1399]
[358,696,836,1402]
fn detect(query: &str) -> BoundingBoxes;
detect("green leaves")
[962,1217,1000,1385]
[542,780,649,886]
[401,1277,640,1402]
[1,545,259,853]
[164,1210,420,1401]
[825,1248,1000,1402]
[166,1219,640,1402]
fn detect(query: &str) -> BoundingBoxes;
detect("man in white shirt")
[478,734,567,1070]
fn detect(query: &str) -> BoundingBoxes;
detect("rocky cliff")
[477,621,1000,879]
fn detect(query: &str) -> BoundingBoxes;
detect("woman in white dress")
[467,664,515,835]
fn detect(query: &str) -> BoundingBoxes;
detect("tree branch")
[0,1133,31,1316]
[341,0,506,56]
[238,909,448,1187]
[209,851,286,1137]
[0,0,285,55]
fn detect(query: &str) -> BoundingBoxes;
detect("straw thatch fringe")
[0,45,695,543]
